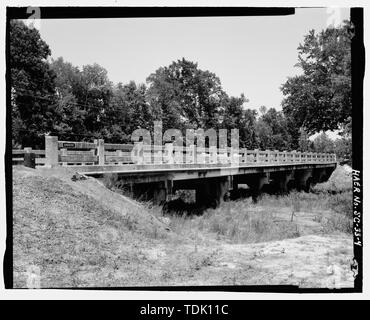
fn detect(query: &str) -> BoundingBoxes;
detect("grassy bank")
[155,165,353,243]
[13,165,353,288]
[13,166,170,288]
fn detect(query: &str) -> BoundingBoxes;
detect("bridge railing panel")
[57,140,98,166]
[12,148,46,166]
[104,150,133,165]
[59,149,97,166]
[13,136,338,167]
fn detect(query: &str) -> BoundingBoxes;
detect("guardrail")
[12,148,46,166]
[12,135,337,167]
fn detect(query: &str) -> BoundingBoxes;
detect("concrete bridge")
[13,135,337,208]
[74,161,336,207]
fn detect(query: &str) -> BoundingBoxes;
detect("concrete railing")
[12,136,337,167]
[12,148,46,166]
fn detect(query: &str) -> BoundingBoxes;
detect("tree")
[146,58,225,132]
[103,81,153,143]
[334,136,352,164]
[50,59,114,141]
[256,108,292,150]
[79,63,113,137]
[50,57,87,139]
[312,132,335,153]
[259,105,267,116]
[220,95,258,149]
[10,20,57,147]
[297,127,312,152]
[281,22,352,135]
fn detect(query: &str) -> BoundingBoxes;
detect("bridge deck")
[73,161,337,181]
[13,136,338,205]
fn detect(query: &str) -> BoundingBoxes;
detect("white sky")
[37,8,349,112]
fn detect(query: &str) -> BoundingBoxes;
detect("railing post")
[153,144,163,164]
[241,148,247,164]
[209,146,217,164]
[291,150,296,163]
[143,143,153,164]
[131,141,144,164]
[219,148,228,164]
[254,149,260,163]
[199,146,206,164]
[174,145,183,164]
[45,135,58,168]
[283,150,288,162]
[95,139,105,165]
[116,149,123,165]
[165,143,174,164]
[297,151,300,162]
[23,147,35,168]
[230,147,239,165]
[186,145,195,164]
[269,150,274,163]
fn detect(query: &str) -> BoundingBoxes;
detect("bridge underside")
[76,162,336,210]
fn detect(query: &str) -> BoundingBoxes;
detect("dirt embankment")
[12,166,354,288]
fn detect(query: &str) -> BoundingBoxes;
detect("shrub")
[102,173,119,190]
[313,165,352,194]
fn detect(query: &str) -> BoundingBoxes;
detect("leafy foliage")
[312,132,335,153]
[10,20,57,147]
[256,108,292,150]
[281,22,352,135]
[146,58,225,131]
[11,21,351,157]
[334,136,352,164]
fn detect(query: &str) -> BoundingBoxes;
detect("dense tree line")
[281,21,353,162]
[10,20,352,163]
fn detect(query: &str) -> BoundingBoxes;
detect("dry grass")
[13,166,170,288]
[313,165,352,194]
[12,165,354,288]
[162,201,301,244]
[159,165,353,244]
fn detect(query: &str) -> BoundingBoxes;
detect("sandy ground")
[12,166,354,288]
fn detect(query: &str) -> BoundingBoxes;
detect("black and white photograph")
[1,3,365,297]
